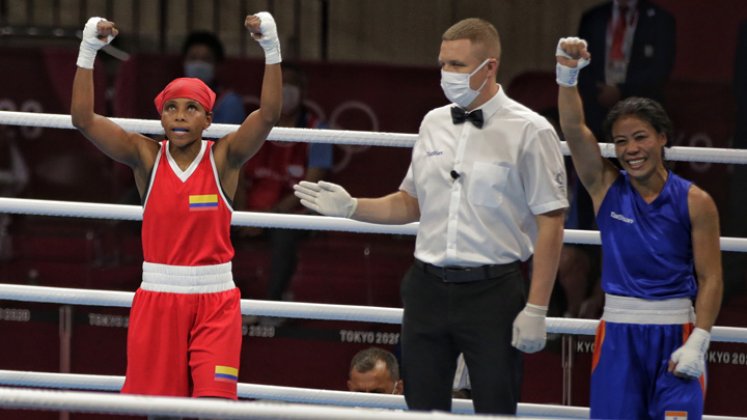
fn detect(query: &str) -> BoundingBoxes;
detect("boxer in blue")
[554,37,723,420]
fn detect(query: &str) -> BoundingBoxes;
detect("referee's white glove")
[293,180,358,218]
[511,303,548,353]
[555,37,590,87]
[669,328,710,379]
[77,17,117,69]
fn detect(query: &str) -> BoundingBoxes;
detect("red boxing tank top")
[142,140,234,265]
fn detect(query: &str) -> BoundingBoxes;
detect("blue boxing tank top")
[596,170,697,299]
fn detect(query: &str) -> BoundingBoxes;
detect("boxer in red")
[70,13,282,402]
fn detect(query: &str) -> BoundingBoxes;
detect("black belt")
[414,259,519,283]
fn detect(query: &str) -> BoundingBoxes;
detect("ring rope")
[0,369,583,417]
[0,197,418,236]
[0,386,514,420]
[0,111,417,148]
[0,283,404,324]
[2,110,747,163]
[2,283,746,343]
[0,380,742,420]
[3,197,747,252]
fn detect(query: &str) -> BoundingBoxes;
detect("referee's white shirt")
[400,85,569,267]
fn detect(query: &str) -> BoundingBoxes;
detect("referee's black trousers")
[400,261,525,414]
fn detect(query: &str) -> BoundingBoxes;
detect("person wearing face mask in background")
[293,18,567,414]
[182,31,246,125]
[236,63,333,326]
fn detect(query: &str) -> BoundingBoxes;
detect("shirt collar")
[471,84,506,123]
[613,0,638,19]
[613,0,638,9]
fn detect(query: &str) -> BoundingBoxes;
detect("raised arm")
[70,18,155,173]
[293,181,420,225]
[213,12,282,199]
[556,37,618,206]
[223,12,282,162]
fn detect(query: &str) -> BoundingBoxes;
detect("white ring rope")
[0,370,588,417]
[3,197,747,252]
[1,283,746,343]
[0,111,416,148]
[0,197,419,236]
[0,283,404,324]
[0,386,524,420]
[2,110,747,163]
[0,380,742,420]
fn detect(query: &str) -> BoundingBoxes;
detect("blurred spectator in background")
[238,64,333,326]
[182,31,245,124]
[578,0,675,137]
[347,347,403,394]
[0,134,29,261]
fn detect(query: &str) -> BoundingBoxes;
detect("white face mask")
[184,60,215,84]
[282,84,301,115]
[440,59,491,108]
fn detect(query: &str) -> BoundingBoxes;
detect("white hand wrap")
[511,303,548,353]
[253,11,282,65]
[293,180,358,218]
[555,37,590,87]
[77,17,114,69]
[670,328,710,378]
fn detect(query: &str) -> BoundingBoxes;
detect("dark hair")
[349,347,399,381]
[182,31,225,62]
[603,97,674,146]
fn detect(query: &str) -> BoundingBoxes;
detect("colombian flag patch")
[214,365,238,383]
[189,194,218,211]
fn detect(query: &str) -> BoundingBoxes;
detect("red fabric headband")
[153,77,216,114]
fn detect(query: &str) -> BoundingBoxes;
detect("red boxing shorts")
[121,262,242,399]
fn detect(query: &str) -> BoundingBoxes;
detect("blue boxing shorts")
[590,294,705,420]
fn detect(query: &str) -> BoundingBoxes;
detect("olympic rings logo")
[0,98,44,139]
[243,95,379,174]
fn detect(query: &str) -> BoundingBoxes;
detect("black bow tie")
[451,107,484,129]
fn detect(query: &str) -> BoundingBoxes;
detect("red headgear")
[153,77,216,114]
